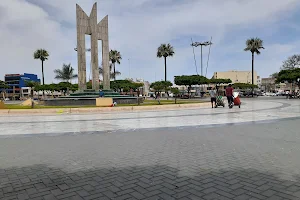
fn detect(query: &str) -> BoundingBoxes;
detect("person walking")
[226,84,234,108]
[209,87,217,108]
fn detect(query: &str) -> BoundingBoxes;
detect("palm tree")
[244,38,264,96]
[54,63,78,83]
[99,63,121,80]
[33,49,49,86]
[109,50,122,81]
[157,43,175,81]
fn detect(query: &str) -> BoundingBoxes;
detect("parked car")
[180,94,190,99]
[265,92,276,96]
[243,91,258,97]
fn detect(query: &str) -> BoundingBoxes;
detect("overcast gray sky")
[1,0,300,83]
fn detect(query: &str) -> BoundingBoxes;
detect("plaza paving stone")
[0,98,300,199]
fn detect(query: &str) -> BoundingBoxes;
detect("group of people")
[286,90,300,99]
[209,84,234,108]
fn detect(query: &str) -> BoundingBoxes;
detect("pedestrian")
[225,84,234,108]
[99,89,104,97]
[209,87,217,108]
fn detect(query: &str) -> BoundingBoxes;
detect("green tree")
[57,82,73,95]
[281,54,300,70]
[276,68,300,89]
[25,81,40,98]
[0,80,10,100]
[99,63,121,80]
[209,78,232,85]
[157,44,175,81]
[244,38,264,96]
[33,49,49,86]
[170,87,180,104]
[110,80,143,93]
[54,63,78,83]
[269,72,279,79]
[174,75,209,96]
[209,78,232,93]
[109,50,122,81]
[150,81,173,104]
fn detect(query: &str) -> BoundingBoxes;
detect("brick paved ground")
[1,117,300,199]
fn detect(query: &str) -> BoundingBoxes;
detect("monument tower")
[76,3,110,91]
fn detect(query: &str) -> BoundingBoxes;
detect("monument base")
[43,90,144,106]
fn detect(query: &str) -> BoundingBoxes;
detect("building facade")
[213,70,258,84]
[3,73,40,98]
[261,78,276,92]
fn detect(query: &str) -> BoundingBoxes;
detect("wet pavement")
[0,98,300,199]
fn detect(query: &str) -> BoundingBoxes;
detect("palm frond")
[157,43,175,58]
[244,37,264,54]
[54,63,77,82]
[33,49,49,61]
[109,50,122,64]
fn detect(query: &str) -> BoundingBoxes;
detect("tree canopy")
[33,49,49,62]
[174,75,230,86]
[174,75,209,86]
[157,44,175,58]
[109,50,122,64]
[276,68,300,85]
[150,81,173,93]
[209,78,232,84]
[0,80,10,90]
[269,72,279,79]
[244,38,264,55]
[281,54,300,70]
[110,80,143,92]
[233,83,258,89]
[54,63,78,82]
[34,82,78,92]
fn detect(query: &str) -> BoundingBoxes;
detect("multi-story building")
[213,70,258,84]
[261,78,276,92]
[2,73,40,99]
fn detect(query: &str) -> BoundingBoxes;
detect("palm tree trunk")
[251,52,254,97]
[164,57,167,82]
[113,62,116,81]
[42,60,45,97]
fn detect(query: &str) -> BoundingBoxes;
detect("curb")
[0,102,211,115]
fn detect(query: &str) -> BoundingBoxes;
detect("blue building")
[2,73,40,97]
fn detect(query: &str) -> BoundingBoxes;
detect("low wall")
[0,102,211,115]
[43,97,144,106]
[113,97,143,105]
[43,98,96,106]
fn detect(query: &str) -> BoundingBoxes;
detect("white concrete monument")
[76,3,110,91]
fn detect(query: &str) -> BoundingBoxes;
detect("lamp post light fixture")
[191,41,213,76]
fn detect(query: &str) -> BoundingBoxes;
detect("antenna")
[191,38,198,75]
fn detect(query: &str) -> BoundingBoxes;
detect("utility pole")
[191,41,212,76]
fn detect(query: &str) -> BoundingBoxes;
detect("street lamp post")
[191,41,213,76]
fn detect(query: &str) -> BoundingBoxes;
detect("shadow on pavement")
[0,164,300,200]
